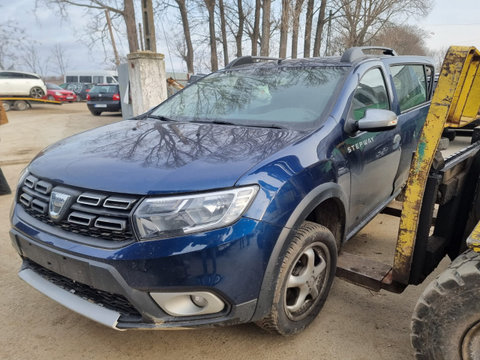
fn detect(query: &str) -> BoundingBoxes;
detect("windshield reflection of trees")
[89,121,303,168]
[154,66,345,123]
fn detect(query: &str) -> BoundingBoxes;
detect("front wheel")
[257,221,337,335]
[30,86,44,98]
[411,250,480,359]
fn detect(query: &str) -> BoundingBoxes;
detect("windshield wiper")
[147,114,177,122]
[190,119,237,126]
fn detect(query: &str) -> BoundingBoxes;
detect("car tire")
[14,100,28,111]
[30,87,45,99]
[1,101,11,112]
[257,221,337,335]
[411,249,480,359]
[90,110,101,116]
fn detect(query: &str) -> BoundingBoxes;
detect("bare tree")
[234,0,245,57]
[303,0,314,57]
[204,0,218,71]
[372,24,429,55]
[218,0,229,65]
[41,0,139,53]
[251,0,261,56]
[0,20,25,70]
[21,44,50,77]
[174,0,195,73]
[291,0,305,58]
[51,44,69,75]
[313,0,327,57]
[278,0,290,58]
[260,0,271,56]
[333,0,432,48]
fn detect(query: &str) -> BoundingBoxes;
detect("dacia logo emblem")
[49,191,72,220]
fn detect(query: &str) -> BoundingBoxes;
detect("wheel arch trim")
[251,182,347,321]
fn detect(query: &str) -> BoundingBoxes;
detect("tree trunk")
[204,0,218,71]
[303,0,314,57]
[235,0,244,57]
[291,0,304,58]
[251,0,261,56]
[279,0,289,58]
[218,0,229,65]
[175,0,194,73]
[312,0,327,57]
[260,0,271,56]
[124,0,139,53]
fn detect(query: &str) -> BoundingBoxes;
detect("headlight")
[55,92,62,96]
[134,186,258,240]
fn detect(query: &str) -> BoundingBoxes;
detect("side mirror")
[357,109,398,132]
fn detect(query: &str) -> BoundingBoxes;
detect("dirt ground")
[0,103,462,359]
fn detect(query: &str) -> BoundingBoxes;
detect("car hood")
[29,120,305,195]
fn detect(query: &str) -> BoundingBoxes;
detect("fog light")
[150,291,225,317]
[190,295,208,308]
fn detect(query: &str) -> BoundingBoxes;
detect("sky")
[1,0,480,75]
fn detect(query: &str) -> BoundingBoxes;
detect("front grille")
[28,260,142,321]
[18,175,138,242]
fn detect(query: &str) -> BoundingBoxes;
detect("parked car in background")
[86,83,121,116]
[0,70,46,98]
[44,83,77,102]
[60,82,94,101]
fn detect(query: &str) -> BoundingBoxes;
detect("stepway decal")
[347,137,374,153]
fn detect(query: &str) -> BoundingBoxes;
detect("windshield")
[152,66,348,129]
[89,85,118,94]
[46,83,63,90]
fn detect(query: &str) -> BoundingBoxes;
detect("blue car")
[10,47,435,334]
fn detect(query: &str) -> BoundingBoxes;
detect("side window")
[92,76,103,84]
[390,65,427,112]
[23,74,39,79]
[66,76,78,83]
[351,68,389,121]
[425,65,434,99]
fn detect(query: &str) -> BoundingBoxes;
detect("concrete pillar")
[127,51,167,116]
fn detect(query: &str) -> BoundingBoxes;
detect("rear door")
[388,64,432,190]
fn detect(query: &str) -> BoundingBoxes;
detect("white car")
[0,70,47,98]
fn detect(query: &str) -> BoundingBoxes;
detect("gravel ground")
[0,103,461,360]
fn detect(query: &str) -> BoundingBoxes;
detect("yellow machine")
[337,46,480,359]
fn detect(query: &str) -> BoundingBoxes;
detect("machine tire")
[411,249,480,359]
[2,101,11,112]
[256,221,337,335]
[14,100,28,111]
[29,86,44,98]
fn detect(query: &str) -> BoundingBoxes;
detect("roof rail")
[341,46,397,63]
[225,56,282,69]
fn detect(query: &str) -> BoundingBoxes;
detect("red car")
[44,83,77,102]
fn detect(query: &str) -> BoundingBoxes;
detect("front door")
[343,67,401,232]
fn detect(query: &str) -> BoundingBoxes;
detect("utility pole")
[141,0,157,52]
[105,10,120,66]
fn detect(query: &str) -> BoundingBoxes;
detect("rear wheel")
[411,250,480,359]
[14,100,28,111]
[29,86,44,98]
[257,221,337,335]
[1,101,11,112]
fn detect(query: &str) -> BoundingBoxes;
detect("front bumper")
[10,205,282,329]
